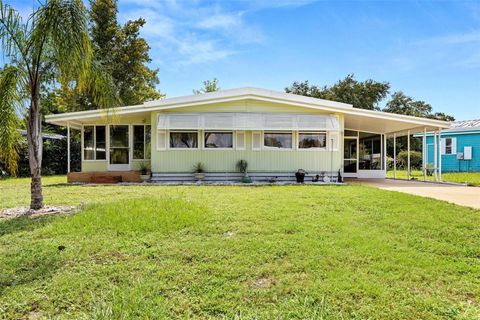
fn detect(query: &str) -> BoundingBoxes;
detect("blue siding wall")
[426,132,480,172]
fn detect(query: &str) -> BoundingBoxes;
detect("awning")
[157,113,340,131]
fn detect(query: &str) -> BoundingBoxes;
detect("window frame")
[297,131,327,150]
[82,125,107,161]
[263,131,294,151]
[444,137,453,155]
[203,131,234,150]
[132,124,151,160]
[168,130,199,150]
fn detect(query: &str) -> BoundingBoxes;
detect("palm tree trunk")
[27,89,43,210]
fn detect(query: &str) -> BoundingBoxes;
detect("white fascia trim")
[45,89,450,130]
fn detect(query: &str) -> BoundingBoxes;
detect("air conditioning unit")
[464,146,472,160]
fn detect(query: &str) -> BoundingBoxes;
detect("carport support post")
[383,134,387,172]
[393,133,397,179]
[407,130,411,180]
[67,122,71,173]
[438,128,442,182]
[423,127,427,181]
[433,130,438,182]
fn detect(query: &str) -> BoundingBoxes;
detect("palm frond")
[0,0,29,66]
[0,65,22,176]
[32,0,92,84]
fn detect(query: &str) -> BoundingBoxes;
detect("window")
[83,125,106,160]
[204,132,233,149]
[170,131,198,148]
[298,132,326,149]
[264,132,292,149]
[133,125,151,159]
[445,138,453,154]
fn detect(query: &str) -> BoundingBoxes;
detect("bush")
[396,150,422,170]
[0,137,81,178]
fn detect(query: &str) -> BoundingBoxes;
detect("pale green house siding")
[150,101,344,173]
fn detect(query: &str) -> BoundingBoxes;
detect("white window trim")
[168,130,200,150]
[262,131,294,151]
[297,131,328,151]
[441,137,456,155]
[82,124,107,162]
[203,130,235,150]
[132,124,151,160]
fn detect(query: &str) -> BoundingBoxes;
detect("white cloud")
[117,0,314,67]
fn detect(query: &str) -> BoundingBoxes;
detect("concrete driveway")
[352,179,480,210]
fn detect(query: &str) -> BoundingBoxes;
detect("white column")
[67,122,71,173]
[393,133,397,179]
[383,134,387,172]
[423,127,427,181]
[433,130,438,182]
[407,130,411,180]
[438,128,442,182]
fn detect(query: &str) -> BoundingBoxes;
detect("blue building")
[423,120,480,172]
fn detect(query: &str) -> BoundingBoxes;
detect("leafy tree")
[0,0,118,209]
[285,74,390,110]
[193,78,220,94]
[384,92,454,121]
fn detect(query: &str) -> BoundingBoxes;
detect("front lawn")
[386,170,480,186]
[1,176,479,319]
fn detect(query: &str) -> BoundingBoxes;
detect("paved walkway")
[352,179,480,210]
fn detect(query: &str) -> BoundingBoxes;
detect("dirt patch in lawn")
[0,205,76,219]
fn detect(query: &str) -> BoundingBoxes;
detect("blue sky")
[8,0,480,120]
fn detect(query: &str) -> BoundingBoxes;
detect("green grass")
[386,170,480,186]
[1,176,479,319]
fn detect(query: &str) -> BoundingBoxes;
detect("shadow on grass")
[0,214,58,237]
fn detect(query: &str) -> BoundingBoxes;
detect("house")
[45,87,449,183]
[419,119,480,173]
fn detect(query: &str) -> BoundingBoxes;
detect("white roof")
[45,86,450,134]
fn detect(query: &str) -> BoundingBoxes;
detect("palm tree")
[0,0,118,209]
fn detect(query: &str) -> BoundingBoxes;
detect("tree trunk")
[27,88,43,210]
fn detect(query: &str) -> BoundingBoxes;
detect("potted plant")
[192,162,206,181]
[295,169,307,183]
[139,161,151,182]
[236,160,252,183]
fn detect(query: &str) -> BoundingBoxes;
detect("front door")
[109,125,130,171]
[343,137,358,177]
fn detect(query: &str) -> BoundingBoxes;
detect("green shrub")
[397,150,422,169]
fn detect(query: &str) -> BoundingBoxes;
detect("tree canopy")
[285,75,390,110]
[193,78,220,94]
[60,0,162,110]
[286,75,454,120]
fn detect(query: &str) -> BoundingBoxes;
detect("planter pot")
[194,172,205,181]
[140,174,151,182]
[241,175,252,183]
[295,172,306,183]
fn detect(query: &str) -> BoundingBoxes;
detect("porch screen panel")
[83,126,94,160]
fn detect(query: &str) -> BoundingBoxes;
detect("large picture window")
[83,125,106,160]
[298,132,326,149]
[170,131,198,148]
[204,131,233,149]
[264,132,292,149]
[133,125,151,159]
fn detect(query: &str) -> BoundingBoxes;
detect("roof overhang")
[45,87,450,134]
